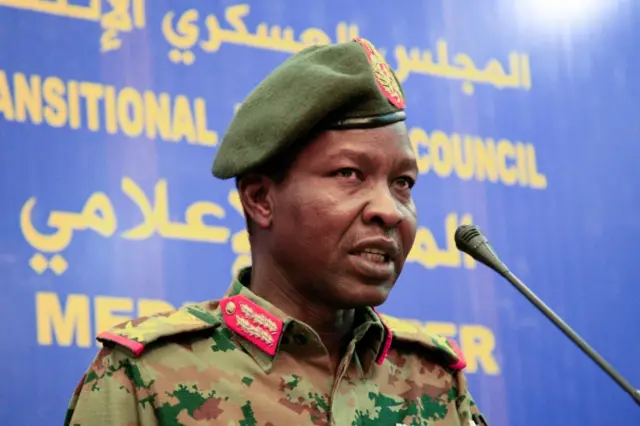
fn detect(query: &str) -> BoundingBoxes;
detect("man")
[65,38,488,425]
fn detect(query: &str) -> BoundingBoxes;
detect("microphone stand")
[503,268,640,406]
[455,224,640,406]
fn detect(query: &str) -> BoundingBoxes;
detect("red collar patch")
[446,337,467,370]
[373,308,393,365]
[220,295,284,356]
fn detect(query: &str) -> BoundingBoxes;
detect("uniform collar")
[217,267,392,375]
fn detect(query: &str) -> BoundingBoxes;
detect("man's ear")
[237,174,275,230]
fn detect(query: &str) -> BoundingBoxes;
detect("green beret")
[212,38,407,180]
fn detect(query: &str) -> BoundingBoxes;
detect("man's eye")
[395,177,415,189]
[335,168,359,179]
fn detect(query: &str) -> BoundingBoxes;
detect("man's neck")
[247,262,356,368]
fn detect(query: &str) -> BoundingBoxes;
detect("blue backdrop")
[1,1,639,425]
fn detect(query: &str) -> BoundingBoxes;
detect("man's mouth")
[349,237,399,265]
[354,248,391,264]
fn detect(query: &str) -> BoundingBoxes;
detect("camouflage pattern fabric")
[65,268,488,425]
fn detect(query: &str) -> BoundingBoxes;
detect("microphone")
[454,224,640,406]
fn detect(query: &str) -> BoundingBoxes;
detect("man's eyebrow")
[397,157,419,173]
[325,148,371,163]
[326,148,418,171]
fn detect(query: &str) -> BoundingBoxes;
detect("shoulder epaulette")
[379,313,467,371]
[97,303,221,357]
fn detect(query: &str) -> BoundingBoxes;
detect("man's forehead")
[322,124,412,152]
[306,129,417,165]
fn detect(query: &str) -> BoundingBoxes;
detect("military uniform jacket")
[65,269,488,426]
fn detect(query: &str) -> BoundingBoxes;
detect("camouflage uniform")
[65,267,487,425]
[66,37,489,426]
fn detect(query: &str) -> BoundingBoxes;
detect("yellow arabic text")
[21,181,473,275]
[0,0,146,53]
[160,3,529,95]
[21,177,231,257]
[19,184,246,277]
[408,212,477,270]
[410,127,547,189]
[0,69,217,145]
[162,4,360,65]
[394,39,531,95]
[35,291,499,374]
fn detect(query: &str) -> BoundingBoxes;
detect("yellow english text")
[0,69,217,145]
[410,127,547,189]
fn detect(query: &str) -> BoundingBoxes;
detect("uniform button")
[293,333,307,345]
[225,301,236,315]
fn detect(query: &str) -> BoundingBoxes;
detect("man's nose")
[362,186,406,228]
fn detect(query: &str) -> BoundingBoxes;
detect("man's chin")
[335,283,393,309]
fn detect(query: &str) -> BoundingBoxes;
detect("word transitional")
[0,69,217,145]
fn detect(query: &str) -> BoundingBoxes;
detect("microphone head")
[454,224,487,253]
[454,224,509,274]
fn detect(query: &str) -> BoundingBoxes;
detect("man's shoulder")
[97,301,223,358]
[380,313,467,371]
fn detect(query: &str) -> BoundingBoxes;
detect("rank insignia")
[354,37,406,109]
[221,295,284,355]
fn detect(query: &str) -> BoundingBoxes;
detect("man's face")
[266,122,418,308]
